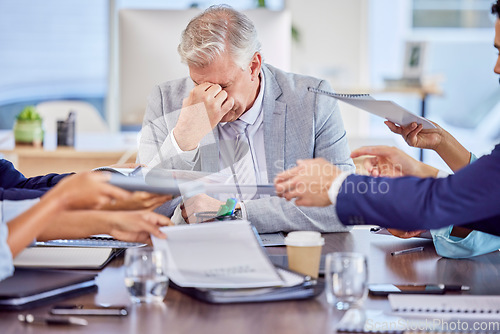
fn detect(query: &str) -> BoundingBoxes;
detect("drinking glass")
[124,247,169,303]
[325,252,368,310]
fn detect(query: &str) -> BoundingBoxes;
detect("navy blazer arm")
[336,145,500,235]
[0,159,71,200]
[461,215,500,237]
[0,187,48,200]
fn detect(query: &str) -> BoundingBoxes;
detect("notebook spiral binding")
[307,87,370,98]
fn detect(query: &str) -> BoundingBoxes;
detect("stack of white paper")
[152,221,284,289]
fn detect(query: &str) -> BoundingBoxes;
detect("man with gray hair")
[139,5,354,233]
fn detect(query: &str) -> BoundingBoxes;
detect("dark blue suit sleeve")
[336,145,500,235]
[0,159,72,200]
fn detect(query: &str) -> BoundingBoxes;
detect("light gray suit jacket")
[139,64,354,232]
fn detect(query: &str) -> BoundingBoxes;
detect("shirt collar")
[221,70,265,127]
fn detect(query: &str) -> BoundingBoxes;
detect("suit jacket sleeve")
[245,79,355,233]
[138,84,200,171]
[0,159,70,200]
[335,145,500,236]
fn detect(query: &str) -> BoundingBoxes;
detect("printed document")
[308,87,436,129]
[152,221,284,288]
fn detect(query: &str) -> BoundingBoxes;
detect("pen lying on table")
[18,314,88,326]
[438,284,470,292]
[391,246,424,256]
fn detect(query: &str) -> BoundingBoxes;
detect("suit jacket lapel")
[262,65,286,181]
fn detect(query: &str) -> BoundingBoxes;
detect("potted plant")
[13,106,44,147]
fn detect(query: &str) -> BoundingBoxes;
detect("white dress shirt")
[328,169,449,208]
[171,71,267,222]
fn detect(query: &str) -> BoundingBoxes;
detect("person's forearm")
[36,211,112,241]
[434,129,471,172]
[415,161,440,178]
[7,197,63,256]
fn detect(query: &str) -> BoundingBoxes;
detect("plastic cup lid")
[284,231,325,247]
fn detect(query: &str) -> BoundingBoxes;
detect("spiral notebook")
[389,294,500,319]
[337,301,500,334]
[308,87,436,130]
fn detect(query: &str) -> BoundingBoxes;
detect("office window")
[117,0,284,11]
[413,0,494,28]
[0,0,108,129]
[0,0,284,129]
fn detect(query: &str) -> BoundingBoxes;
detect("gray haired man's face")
[189,52,261,123]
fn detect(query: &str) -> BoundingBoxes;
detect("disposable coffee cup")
[284,231,324,278]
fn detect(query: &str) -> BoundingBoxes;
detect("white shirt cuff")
[436,170,450,178]
[327,172,352,207]
[171,203,188,225]
[170,129,199,162]
[239,202,248,220]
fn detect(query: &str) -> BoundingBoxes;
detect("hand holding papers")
[108,169,276,198]
[308,87,436,130]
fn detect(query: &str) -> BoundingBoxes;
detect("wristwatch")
[233,208,243,220]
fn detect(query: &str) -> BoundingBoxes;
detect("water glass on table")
[124,247,169,304]
[325,252,367,310]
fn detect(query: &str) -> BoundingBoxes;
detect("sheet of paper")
[258,232,286,246]
[308,87,436,129]
[204,184,276,195]
[152,221,284,289]
[334,96,436,129]
[109,173,204,197]
[13,247,114,269]
[144,169,276,196]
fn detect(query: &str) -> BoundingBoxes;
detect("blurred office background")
[1,0,499,173]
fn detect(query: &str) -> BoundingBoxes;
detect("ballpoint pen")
[18,314,88,326]
[439,284,471,292]
[391,246,424,256]
[128,165,143,176]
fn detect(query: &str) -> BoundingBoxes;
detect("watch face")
[234,209,242,219]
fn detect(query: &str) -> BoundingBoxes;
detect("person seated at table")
[0,158,172,242]
[273,0,500,239]
[138,5,354,233]
[351,145,500,258]
[0,172,171,281]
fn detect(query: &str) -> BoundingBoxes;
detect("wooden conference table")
[1,228,499,334]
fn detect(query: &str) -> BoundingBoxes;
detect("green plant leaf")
[16,106,42,121]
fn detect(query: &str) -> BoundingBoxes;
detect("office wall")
[286,0,371,139]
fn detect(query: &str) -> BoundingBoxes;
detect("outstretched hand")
[385,121,444,150]
[101,191,172,211]
[43,172,132,211]
[107,210,172,244]
[351,146,438,178]
[274,158,341,207]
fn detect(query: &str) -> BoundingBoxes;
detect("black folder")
[0,269,97,310]
[171,267,324,304]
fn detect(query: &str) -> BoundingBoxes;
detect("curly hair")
[492,0,500,18]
